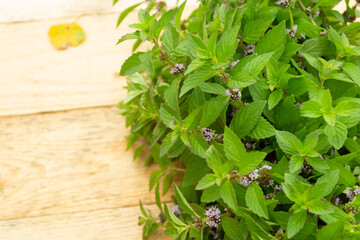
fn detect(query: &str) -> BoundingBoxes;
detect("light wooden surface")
[0,0,355,240]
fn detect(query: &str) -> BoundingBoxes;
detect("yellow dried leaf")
[48,22,86,50]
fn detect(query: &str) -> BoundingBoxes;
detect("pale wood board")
[0,106,172,239]
[0,0,198,23]
[0,203,169,240]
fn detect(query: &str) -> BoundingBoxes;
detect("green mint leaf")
[324,122,347,149]
[268,90,283,110]
[224,126,246,160]
[149,169,165,191]
[241,52,274,78]
[160,131,178,157]
[228,71,256,88]
[120,52,146,76]
[189,132,209,158]
[201,184,221,203]
[255,21,286,60]
[116,2,143,27]
[180,65,217,97]
[306,157,329,173]
[289,154,304,173]
[316,220,345,240]
[315,170,339,197]
[162,23,180,53]
[245,182,269,219]
[275,131,303,155]
[342,62,360,86]
[287,210,307,238]
[242,10,277,43]
[220,180,237,210]
[164,203,187,227]
[216,25,240,63]
[200,96,229,127]
[222,218,245,240]
[230,101,266,138]
[307,200,333,215]
[174,184,199,217]
[196,173,217,190]
[182,155,210,187]
[249,117,276,139]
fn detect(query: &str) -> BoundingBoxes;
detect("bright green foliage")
[117,0,360,239]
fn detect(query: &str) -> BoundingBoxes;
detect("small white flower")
[171,205,181,217]
[354,186,360,196]
[229,59,240,70]
[260,164,272,171]
[244,44,255,57]
[347,191,355,201]
[300,33,306,39]
[205,206,221,228]
[170,63,186,75]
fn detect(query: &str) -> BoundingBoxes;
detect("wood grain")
[0,12,133,117]
[0,7,196,117]
[0,0,198,23]
[0,203,169,240]
[0,107,172,220]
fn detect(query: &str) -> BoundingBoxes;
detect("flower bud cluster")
[286,25,298,38]
[238,164,273,187]
[171,205,181,217]
[301,160,312,175]
[205,206,221,228]
[229,59,240,70]
[225,88,242,102]
[202,127,215,143]
[344,202,359,215]
[170,63,186,75]
[276,0,295,8]
[244,44,255,57]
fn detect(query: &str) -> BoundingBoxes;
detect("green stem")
[153,39,176,68]
[289,8,294,28]
[297,0,306,12]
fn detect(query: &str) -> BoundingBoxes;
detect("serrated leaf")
[324,122,347,149]
[315,170,339,196]
[268,90,283,110]
[120,52,146,76]
[180,66,217,97]
[245,182,269,219]
[276,131,303,155]
[221,181,237,210]
[200,96,229,127]
[287,210,307,238]
[255,21,286,60]
[196,174,217,190]
[116,2,143,27]
[289,154,304,173]
[201,185,221,202]
[249,117,276,139]
[230,101,266,138]
[222,218,245,240]
[174,184,199,217]
[242,53,274,78]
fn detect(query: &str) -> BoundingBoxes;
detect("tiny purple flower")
[170,63,186,75]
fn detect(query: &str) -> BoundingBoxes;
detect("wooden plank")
[0,12,134,117]
[0,0,198,23]
[0,203,170,240]
[0,106,175,220]
[0,7,196,117]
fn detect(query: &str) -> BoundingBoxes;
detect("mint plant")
[115,0,360,239]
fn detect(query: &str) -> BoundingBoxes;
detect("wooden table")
[0,0,183,239]
[0,0,354,239]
